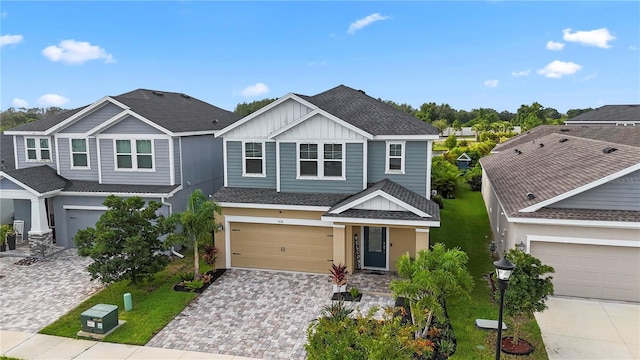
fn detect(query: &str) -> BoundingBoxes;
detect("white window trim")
[242,141,266,177]
[296,142,346,181]
[385,141,405,174]
[25,136,52,162]
[69,138,90,170]
[113,139,156,172]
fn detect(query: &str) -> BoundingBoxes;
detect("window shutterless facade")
[70,138,89,168]
[386,141,405,174]
[115,139,154,170]
[298,142,344,179]
[25,137,51,162]
[242,141,265,176]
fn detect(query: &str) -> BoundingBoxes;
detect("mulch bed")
[14,257,40,266]
[173,269,226,293]
[501,336,534,355]
[331,292,362,302]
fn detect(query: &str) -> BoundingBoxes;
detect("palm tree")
[166,189,221,279]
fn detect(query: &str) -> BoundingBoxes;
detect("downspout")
[162,197,184,258]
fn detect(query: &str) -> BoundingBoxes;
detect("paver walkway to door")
[147,269,397,360]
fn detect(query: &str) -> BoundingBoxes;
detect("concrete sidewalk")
[0,331,263,360]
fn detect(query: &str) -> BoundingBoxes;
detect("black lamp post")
[493,257,515,360]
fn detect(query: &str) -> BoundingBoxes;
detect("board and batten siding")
[59,103,124,133]
[279,142,363,194]
[226,141,277,189]
[98,138,171,185]
[548,170,640,211]
[224,99,313,139]
[368,141,428,197]
[274,114,368,141]
[14,135,57,170]
[57,137,99,181]
[100,115,165,134]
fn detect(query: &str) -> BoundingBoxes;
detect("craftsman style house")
[1,89,240,254]
[212,85,441,274]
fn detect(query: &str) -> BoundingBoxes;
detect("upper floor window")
[71,139,89,168]
[298,143,344,179]
[26,137,51,162]
[243,142,265,176]
[386,141,405,174]
[115,139,153,170]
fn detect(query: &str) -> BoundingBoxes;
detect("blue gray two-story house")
[1,89,240,254]
[212,85,441,274]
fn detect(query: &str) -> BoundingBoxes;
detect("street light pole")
[493,257,516,360]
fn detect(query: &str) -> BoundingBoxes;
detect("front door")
[363,226,387,269]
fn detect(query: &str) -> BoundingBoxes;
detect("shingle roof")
[63,180,179,195]
[212,187,349,207]
[327,178,440,222]
[565,105,640,122]
[299,85,438,136]
[1,133,15,170]
[2,165,67,194]
[493,125,640,152]
[480,133,640,221]
[7,89,241,133]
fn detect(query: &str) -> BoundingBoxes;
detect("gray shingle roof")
[64,180,179,195]
[299,85,439,136]
[2,165,67,194]
[1,133,15,170]
[213,187,349,207]
[481,133,640,221]
[7,89,241,133]
[493,125,640,152]
[565,105,640,122]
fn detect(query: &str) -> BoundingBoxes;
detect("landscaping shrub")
[463,165,483,191]
[444,135,457,149]
[431,157,466,199]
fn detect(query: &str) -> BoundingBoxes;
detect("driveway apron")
[147,269,396,360]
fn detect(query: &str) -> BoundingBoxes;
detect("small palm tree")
[166,189,221,279]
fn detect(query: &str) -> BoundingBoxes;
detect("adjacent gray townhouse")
[564,104,640,126]
[0,89,241,254]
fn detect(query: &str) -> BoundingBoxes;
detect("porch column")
[416,228,430,252]
[332,225,346,267]
[28,197,53,258]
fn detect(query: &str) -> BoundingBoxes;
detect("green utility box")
[80,304,119,334]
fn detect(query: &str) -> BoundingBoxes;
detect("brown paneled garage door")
[530,241,640,302]
[230,222,333,273]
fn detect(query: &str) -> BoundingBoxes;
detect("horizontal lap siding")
[99,138,171,185]
[279,142,363,193]
[15,135,57,170]
[368,141,427,197]
[226,141,277,188]
[549,170,640,211]
[174,138,181,185]
[58,137,99,181]
[60,103,123,133]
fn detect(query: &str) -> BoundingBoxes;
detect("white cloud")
[239,83,270,97]
[562,28,615,49]
[12,98,29,108]
[537,60,582,78]
[484,80,499,88]
[1,34,24,47]
[348,13,389,34]
[546,40,565,51]
[511,69,531,77]
[37,94,69,106]
[42,39,115,65]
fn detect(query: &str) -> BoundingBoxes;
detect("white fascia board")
[519,163,640,213]
[87,109,173,136]
[215,93,318,138]
[224,215,334,227]
[373,135,440,140]
[172,130,217,137]
[45,97,130,135]
[60,191,172,198]
[329,189,431,218]
[507,214,640,229]
[63,205,109,211]
[267,109,373,140]
[217,202,330,212]
[527,234,640,248]
[4,130,47,136]
[321,215,440,228]
[0,189,37,200]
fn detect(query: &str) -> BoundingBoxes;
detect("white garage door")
[66,209,104,248]
[530,241,640,302]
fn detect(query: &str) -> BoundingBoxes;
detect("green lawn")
[430,190,548,360]
[39,255,210,345]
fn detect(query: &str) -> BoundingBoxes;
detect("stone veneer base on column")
[29,231,54,258]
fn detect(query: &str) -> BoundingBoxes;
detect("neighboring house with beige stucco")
[212,85,441,274]
[481,125,640,302]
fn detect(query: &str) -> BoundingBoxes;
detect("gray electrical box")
[80,304,119,334]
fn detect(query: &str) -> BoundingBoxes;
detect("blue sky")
[1,1,638,114]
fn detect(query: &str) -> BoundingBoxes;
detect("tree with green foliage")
[501,249,555,345]
[431,156,466,198]
[451,119,462,134]
[515,102,546,127]
[390,243,473,338]
[444,135,457,149]
[431,119,448,135]
[383,99,417,115]
[566,108,593,119]
[233,98,277,116]
[75,196,170,285]
[463,164,483,191]
[165,189,221,279]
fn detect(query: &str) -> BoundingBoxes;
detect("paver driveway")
[147,269,397,360]
[0,248,103,332]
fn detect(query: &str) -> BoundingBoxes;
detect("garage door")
[530,241,640,302]
[66,209,104,248]
[230,222,333,273]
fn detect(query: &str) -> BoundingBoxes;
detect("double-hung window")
[386,141,405,174]
[70,139,89,168]
[298,143,343,179]
[115,139,153,170]
[243,142,264,176]
[26,137,51,162]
